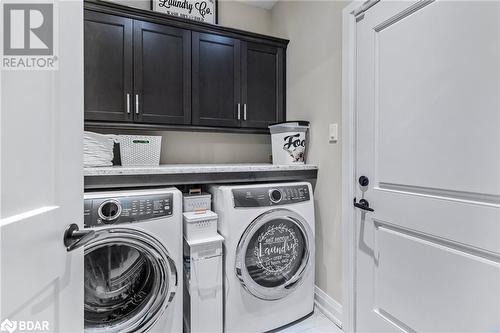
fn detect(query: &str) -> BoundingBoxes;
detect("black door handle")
[63,223,96,252]
[353,197,374,212]
[359,176,369,187]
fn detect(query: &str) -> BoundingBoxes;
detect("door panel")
[192,32,240,127]
[241,42,284,128]
[1,1,84,331]
[84,11,133,122]
[134,21,191,125]
[374,223,499,332]
[355,1,500,332]
[375,1,500,196]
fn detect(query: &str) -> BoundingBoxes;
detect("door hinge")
[353,0,380,19]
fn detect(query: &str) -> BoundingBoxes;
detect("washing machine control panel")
[84,194,173,227]
[232,185,310,207]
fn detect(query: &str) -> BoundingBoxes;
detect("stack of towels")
[84,131,116,167]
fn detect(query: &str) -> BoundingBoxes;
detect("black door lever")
[353,197,374,212]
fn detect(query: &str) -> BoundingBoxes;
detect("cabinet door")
[241,42,284,129]
[84,11,133,122]
[192,32,241,127]
[134,21,191,125]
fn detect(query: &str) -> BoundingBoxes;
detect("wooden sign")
[152,0,217,24]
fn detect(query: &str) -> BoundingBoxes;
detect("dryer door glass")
[83,229,177,333]
[244,218,306,287]
[85,244,154,324]
[236,209,313,300]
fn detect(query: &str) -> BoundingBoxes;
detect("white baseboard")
[314,286,343,330]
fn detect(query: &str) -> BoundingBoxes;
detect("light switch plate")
[329,123,338,142]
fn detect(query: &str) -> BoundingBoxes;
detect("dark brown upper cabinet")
[192,36,285,129]
[84,11,133,122]
[241,42,284,128]
[84,11,191,125]
[192,32,241,128]
[134,21,191,125]
[83,0,288,133]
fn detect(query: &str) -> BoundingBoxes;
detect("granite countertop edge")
[84,164,319,176]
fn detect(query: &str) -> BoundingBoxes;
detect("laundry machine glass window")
[236,209,313,300]
[245,218,306,287]
[84,244,155,327]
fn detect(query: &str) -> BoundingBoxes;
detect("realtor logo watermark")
[1,319,49,333]
[1,2,58,70]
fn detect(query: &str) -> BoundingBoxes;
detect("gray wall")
[218,1,272,35]
[271,1,348,303]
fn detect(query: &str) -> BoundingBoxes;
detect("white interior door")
[354,1,500,331]
[0,1,84,332]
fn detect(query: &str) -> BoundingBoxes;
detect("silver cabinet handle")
[237,103,241,120]
[126,93,130,114]
[243,103,247,120]
[135,94,139,114]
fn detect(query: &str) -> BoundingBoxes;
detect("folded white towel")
[84,131,116,167]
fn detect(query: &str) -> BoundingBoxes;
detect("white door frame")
[341,1,379,331]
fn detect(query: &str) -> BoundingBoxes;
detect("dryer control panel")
[232,185,310,208]
[84,193,173,227]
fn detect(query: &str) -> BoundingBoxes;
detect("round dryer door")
[235,209,313,300]
[83,228,177,333]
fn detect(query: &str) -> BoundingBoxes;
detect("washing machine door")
[235,209,313,300]
[83,228,177,333]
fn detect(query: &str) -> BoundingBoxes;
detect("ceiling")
[236,0,279,10]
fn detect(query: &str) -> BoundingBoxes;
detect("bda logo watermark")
[0,319,16,333]
[1,318,50,333]
[1,1,58,70]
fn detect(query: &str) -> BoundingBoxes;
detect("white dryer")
[209,182,315,333]
[71,188,183,333]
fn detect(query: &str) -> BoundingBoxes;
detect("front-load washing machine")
[209,182,315,333]
[70,188,183,333]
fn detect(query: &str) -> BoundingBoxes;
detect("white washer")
[209,182,315,333]
[80,188,183,333]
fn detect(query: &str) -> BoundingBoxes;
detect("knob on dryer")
[269,189,283,203]
[98,200,122,223]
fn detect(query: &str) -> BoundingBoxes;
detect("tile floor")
[276,309,342,333]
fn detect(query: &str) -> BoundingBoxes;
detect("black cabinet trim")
[85,121,271,134]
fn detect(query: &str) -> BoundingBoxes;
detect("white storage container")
[183,210,218,241]
[269,121,310,165]
[183,234,224,333]
[116,135,161,166]
[183,192,211,212]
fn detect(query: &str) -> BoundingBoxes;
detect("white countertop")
[84,163,318,176]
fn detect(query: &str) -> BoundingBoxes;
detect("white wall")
[271,1,348,303]
[106,0,273,164]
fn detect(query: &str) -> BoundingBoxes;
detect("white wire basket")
[116,135,161,166]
